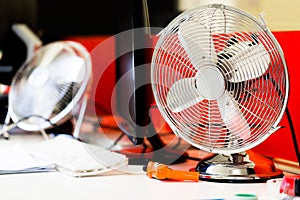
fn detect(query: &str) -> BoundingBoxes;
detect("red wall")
[252,31,300,162]
[67,30,300,163]
[66,35,117,116]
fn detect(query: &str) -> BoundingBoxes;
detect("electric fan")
[0,40,92,139]
[151,4,289,182]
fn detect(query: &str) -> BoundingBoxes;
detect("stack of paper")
[27,136,129,177]
[0,145,55,174]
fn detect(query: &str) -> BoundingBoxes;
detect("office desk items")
[27,136,128,177]
[0,40,92,139]
[233,193,257,200]
[146,161,199,181]
[0,132,285,200]
[280,175,300,197]
[0,144,55,174]
[151,3,288,182]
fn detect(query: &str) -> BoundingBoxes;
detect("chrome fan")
[0,41,92,139]
[151,4,289,182]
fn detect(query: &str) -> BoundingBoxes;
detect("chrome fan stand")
[0,94,89,140]
[0,109,17,139]
[0,109,50,140]
[195,152,283,183]
[72,95,88,139]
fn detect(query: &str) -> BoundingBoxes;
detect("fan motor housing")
[196,66,225,100]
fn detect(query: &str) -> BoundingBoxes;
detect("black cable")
[7,113,203,163]
[107,132,126,150]
[285,107,300,166]
[94,104,203,163]
[9,114,73,136]
[266,73,300,166]
[171,137,183,149]
[181,155,203,161]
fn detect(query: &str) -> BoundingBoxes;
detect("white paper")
[0,145,55,174]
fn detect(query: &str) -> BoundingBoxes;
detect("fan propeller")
[0,40,92,139]
[166,20,271,139]
[152,3,288,182]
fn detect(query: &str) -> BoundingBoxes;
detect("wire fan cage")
[8,41,92,131]
[151,4,289,154]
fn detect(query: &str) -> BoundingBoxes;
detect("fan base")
[197,164,283,183]
[195,151,284,183]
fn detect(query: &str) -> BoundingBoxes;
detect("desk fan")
[0,40,92,139]
[151,4,289,182]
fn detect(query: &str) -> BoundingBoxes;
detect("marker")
[234,193,257,200]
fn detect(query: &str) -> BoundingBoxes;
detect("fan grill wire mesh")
[9,41,89,130]
[151,5,287,154]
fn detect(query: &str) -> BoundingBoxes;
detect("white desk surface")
[0,133,277,200]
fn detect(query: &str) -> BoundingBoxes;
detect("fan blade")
[38,42,69,67]
[49,55,85,83]
[167,77,204,112]
[217,91,251,140]
[219,42,270,82]
[13,80,61,121]
[178,20,217,69]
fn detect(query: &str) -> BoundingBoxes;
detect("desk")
[0,134,276,200]
[0,171,271,200]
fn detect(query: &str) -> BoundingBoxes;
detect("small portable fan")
[0,40,92,139]
[151,4,289,182]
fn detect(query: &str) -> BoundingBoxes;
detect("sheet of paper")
[0,145,55,174]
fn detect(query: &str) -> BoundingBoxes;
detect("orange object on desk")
[146,161,199,182]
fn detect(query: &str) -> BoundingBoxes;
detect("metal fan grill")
[151,4,288,182]
[0,41,92,138]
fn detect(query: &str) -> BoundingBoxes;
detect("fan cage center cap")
[196,67,225,100]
